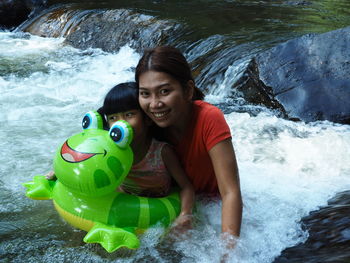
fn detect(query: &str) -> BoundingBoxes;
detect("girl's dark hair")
[135,46,204,100]
[100,82,140,116]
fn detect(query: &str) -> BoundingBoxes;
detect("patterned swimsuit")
[120,139,172,197]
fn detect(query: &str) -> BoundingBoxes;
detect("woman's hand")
[172,213,193,233]
[167,213,193,241]
[221,232,237,249]
[220,232,238,263]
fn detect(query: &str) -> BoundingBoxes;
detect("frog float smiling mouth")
[60,140,102,163]
[23,111,181,253]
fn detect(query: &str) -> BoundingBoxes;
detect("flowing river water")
[1,1,350,262]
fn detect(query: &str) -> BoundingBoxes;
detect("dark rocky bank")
[0,0,46,28]
[274,190,350,263]
[234,26,350,124]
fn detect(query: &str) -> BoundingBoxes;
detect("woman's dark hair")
[135,46,204,100]
[100,82,140,115]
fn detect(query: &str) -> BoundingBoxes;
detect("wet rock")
[20,7,185,53]
[64,9,184,53]
[0,0,46,28]
[234,26,350,124]
[274,191,350,263]
[232,58,288,117]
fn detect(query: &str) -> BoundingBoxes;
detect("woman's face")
[138,71,192,128]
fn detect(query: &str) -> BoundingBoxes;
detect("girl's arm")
[162,144,195,228]
[45,170,56,180]
[208,138,243,238]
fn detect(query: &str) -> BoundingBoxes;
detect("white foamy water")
[1,32,349,263]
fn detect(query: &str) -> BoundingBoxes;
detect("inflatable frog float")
[23,111,180,252]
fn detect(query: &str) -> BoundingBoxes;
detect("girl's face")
[138,71,193,129]
[107,109,149,144]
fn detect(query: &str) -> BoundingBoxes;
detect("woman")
[135,46,242,242]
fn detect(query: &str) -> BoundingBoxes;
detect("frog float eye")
[109,120,133,149]
[82,111,103,130]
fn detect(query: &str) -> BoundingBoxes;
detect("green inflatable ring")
[23,111,181,252]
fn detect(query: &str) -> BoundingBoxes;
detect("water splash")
[1,31,350,263]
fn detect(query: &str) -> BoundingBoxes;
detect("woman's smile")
[151,109,171,119]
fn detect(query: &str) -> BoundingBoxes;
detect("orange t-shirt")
[174,101,232,194]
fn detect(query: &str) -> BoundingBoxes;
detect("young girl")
[98,82,195,229]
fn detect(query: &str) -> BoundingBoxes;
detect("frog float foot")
[23,175,55,200]
[83,223,140,252]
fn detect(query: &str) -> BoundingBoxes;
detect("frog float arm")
[23,175,55,200]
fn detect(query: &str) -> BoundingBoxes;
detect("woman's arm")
[208,138,242,237]
[162,144,195,228]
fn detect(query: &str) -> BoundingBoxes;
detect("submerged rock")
[234,26,350,124]
[274,191,350,263]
